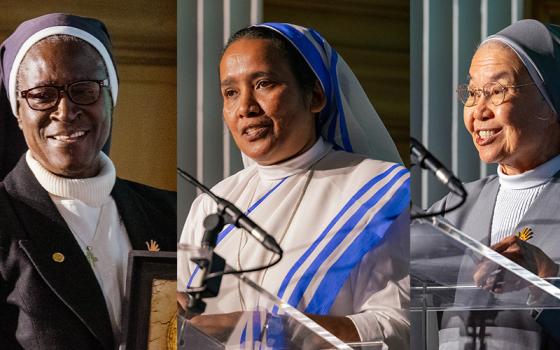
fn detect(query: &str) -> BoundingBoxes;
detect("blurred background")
[0,0,177,191]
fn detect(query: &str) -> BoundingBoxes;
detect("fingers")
[473,260,501,288]
[490,235,518,252]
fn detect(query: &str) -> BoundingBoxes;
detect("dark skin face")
[179,40,359,342]
[219,38,325,165]
[16,39,112,178]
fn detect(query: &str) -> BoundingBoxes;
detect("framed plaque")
[122,250,177,350]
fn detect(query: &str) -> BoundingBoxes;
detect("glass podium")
[178,244,386,350]
[410,216,560,350]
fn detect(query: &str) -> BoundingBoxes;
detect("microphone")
[410,137,467,198]
[177,167,283,256]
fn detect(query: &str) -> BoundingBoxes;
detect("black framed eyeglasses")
[19,79,109,111]
[457,81,535,107]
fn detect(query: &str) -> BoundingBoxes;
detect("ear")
[310,80,326,114]
[15,110,23,130]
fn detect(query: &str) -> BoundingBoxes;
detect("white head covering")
[240,23,402,166]
[1,13,119,117]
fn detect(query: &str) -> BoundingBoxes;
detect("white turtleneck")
[491,154,560,244]
[254,137,332,181]
[26,151,131,342]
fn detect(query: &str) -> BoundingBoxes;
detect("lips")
[47,130,89,143]
[241,122,272,141]
[475,128,501,145]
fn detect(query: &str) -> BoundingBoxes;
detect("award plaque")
[122,250,177,350]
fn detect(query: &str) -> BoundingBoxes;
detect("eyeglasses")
[19,79,109,111]
[457,81,535,107]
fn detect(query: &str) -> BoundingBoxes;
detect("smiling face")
[219,38,325,165]
[16,37,111,178]
[464,42,560,174]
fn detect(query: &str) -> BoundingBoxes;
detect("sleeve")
[177,194,216,292]
[345,209,410,349]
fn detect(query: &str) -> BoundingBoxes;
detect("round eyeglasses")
[19,79,109,111]
[457,81,535,107]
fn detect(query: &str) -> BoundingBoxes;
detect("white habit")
[179,138,410,347]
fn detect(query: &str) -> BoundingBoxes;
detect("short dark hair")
[222,26,317,95]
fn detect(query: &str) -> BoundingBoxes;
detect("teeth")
[245,126,266,136]
[53,131,86,141]
[479,130,495,139]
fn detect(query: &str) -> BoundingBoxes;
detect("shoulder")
[116,178,176,201]
[317,150,409,186]
[211,166,257,195]
[186,166,256,217]
[430,175,498,213]
[114,178,176,215]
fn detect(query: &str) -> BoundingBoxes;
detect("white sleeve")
[345,209,410,349]
[177,194,216,292]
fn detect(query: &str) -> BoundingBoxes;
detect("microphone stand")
[177,168,283,315]
[410,137,467,219]
[184,213,226,315]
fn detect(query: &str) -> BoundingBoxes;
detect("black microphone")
[410,137,467,198]
[177,168,283,256]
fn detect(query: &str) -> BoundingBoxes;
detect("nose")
[472,98,494,120]
[50,92,81,122]
[237,90,261,118]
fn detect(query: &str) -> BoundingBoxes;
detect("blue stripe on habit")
[287,167,408,311]
[240,321,247,344]
[253,311,261,342]
[186,177,288,288]
[274,163,402,304]
[305,177,410,314]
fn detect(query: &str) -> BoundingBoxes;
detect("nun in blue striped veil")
[179,23,410,348]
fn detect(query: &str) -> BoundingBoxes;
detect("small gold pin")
[52,252,65,263]
[146,239,160,252]
[516,227,534,241]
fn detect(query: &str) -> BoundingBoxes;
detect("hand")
[306,314,360,342]
[473,235,558,293]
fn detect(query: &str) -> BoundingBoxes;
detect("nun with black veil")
[0,13,176,349]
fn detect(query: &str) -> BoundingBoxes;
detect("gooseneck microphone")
[410,137,467,198]
[177,168,283,256]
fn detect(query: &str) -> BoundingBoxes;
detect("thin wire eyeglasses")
[19,79,109,111]
[457,81,535,107]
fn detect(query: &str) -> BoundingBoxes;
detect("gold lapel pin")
[52,252,65,263]
[146,239,160,252]
[516,227,534,241]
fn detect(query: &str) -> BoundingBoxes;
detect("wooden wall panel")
[0,0,176,190]
[264,0,410,162]
[530,0,560,23]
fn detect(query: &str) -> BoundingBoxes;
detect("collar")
[498,154,560,190]
[255,138,332,181]
[26,151,116,207]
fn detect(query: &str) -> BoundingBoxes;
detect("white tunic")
[179,139,410,347]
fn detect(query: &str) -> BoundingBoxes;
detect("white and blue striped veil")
[186,23,409,345]
[224,23,409,344]
[253,22,402,164]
